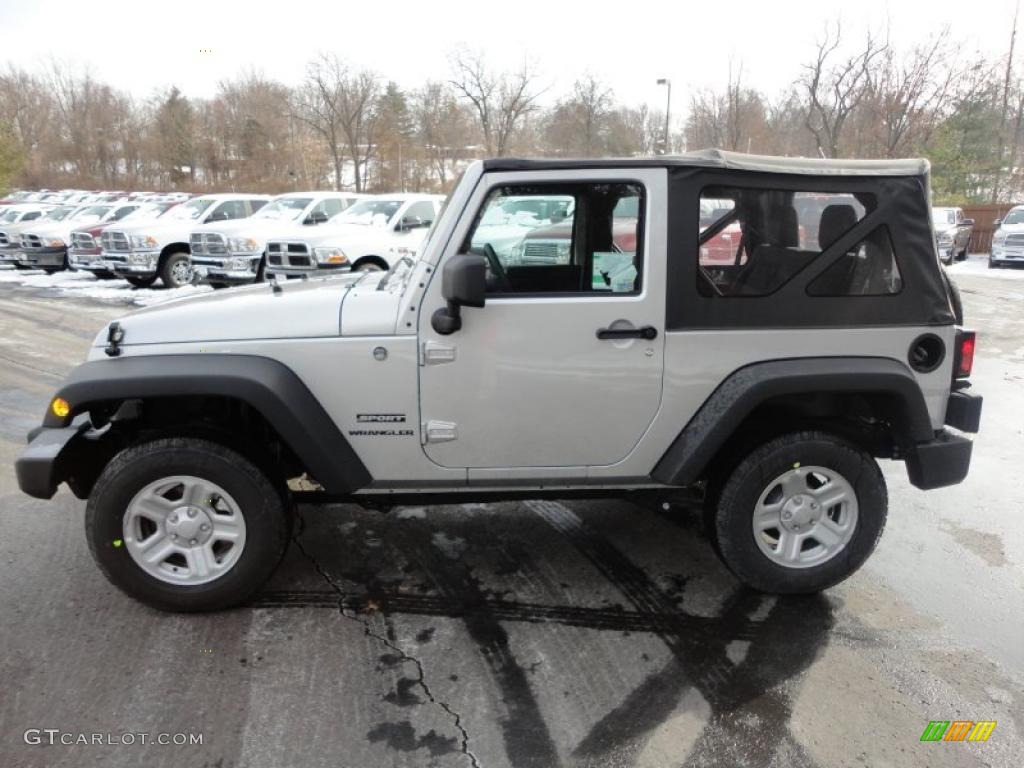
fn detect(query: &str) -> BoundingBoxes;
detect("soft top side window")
[465,182,644,296]
[698,186,875,297]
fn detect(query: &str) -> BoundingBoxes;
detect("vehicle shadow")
[259,498,836,768]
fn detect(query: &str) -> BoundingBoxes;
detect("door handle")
[596,325,658,340]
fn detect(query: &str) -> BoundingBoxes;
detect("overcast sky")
[1,0,1019,115]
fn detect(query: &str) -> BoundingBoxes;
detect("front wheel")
[710,431,887,594]
[160,252,193,288]
[85,438,291,612]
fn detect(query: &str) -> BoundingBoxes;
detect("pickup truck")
[103,194,271,288]
[17,203,143,273]
[190,192,366,287]
[70,203,178,279]
[15,151,979,611]
[932,206,973,264]
[0,204,61,266]
[265,194,443,277]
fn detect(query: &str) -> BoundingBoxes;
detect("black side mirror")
[305,210,329,225]
[961,218,975,226]
[431,253,487,335]
[994,218,1002,228]
[399,215,428,231]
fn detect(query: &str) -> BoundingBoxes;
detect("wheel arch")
[351,254,389,271]
[42,354,372,496]
[651,357,935,487]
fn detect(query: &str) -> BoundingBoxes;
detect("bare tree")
[413,81,473,187]
[800,22,888,157]
[448,48,542,157]
[545,74,613,156]
[864,30,955,157]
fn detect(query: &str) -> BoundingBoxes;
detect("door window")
[209,200,249,221]
[465,183,643,295]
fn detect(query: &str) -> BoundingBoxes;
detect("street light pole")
[656,78,671,154]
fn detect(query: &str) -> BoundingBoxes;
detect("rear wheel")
[160,251,193,288]
[85,438,291,612]
[711,431,887,594]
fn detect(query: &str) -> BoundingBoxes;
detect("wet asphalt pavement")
[0,263,1022,767]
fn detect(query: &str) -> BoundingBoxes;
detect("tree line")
[1,23,1022,204]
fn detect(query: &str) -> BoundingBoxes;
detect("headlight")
[128,252,156,265]
[993,230,1007,244]
[130,234,158,249]
[226,257,254,271]
[937,232,954,245]
[227,237,260,253]
[313,246,348,264]
[44,237,65,248]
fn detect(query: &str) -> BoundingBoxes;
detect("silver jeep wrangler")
[15,151,982,612]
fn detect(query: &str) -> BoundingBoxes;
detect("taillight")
[955,331,975,378]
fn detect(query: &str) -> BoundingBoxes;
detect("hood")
[112,218,198,240]
[190,217,306,240]
[95,273,370,348]
[997,221,1024,233]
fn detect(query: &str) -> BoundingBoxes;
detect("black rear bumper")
[904,392,983,490]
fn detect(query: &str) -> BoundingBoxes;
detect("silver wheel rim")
[355,262,382,272]
[123,475,247,585]
[171,258,192,285]
[751,465,858,569]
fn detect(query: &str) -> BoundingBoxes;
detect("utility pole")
[657,78,672,154]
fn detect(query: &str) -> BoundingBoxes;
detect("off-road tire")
[159,251,193,288]
[86,438,291,612]
[712,431,887,594]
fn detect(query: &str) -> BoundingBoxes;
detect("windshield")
[253,197,313,221]
[45,206,77,221]
[75,205,113,219]
[931,209,956,226]
[1003,209,1024,225]
[123,203,171,221]
[162,198,212,221]
[333,199,403,225]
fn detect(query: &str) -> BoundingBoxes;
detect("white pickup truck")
[265,194,444,277]
[189,192,366,287]
[17,202,143,273]
[0,204,60,266]
[103,194,271,288]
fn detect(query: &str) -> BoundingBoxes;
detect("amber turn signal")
[51,397,71,419]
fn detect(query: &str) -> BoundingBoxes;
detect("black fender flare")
[43,354,371,494]
[651,356,935,486]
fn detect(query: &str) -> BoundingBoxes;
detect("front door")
[418,169,667,470]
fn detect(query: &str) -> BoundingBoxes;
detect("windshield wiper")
[377,256,414,291]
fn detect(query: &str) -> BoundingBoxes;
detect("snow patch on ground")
[948,254,1024,280]
[0,265,213,305]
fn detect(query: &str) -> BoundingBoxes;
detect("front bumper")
[109,250,159,277]
[0,247,22,264]
[69,249,111,273]
[17,247,66,268]
[15,422,89,499]
[192,254,261,283]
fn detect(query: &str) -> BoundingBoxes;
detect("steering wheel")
[480,243,512,292]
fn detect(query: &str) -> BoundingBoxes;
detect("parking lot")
[0,258,1021,768]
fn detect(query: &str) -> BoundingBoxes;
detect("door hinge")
[421,340,456,366]
[423,420,458,443]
